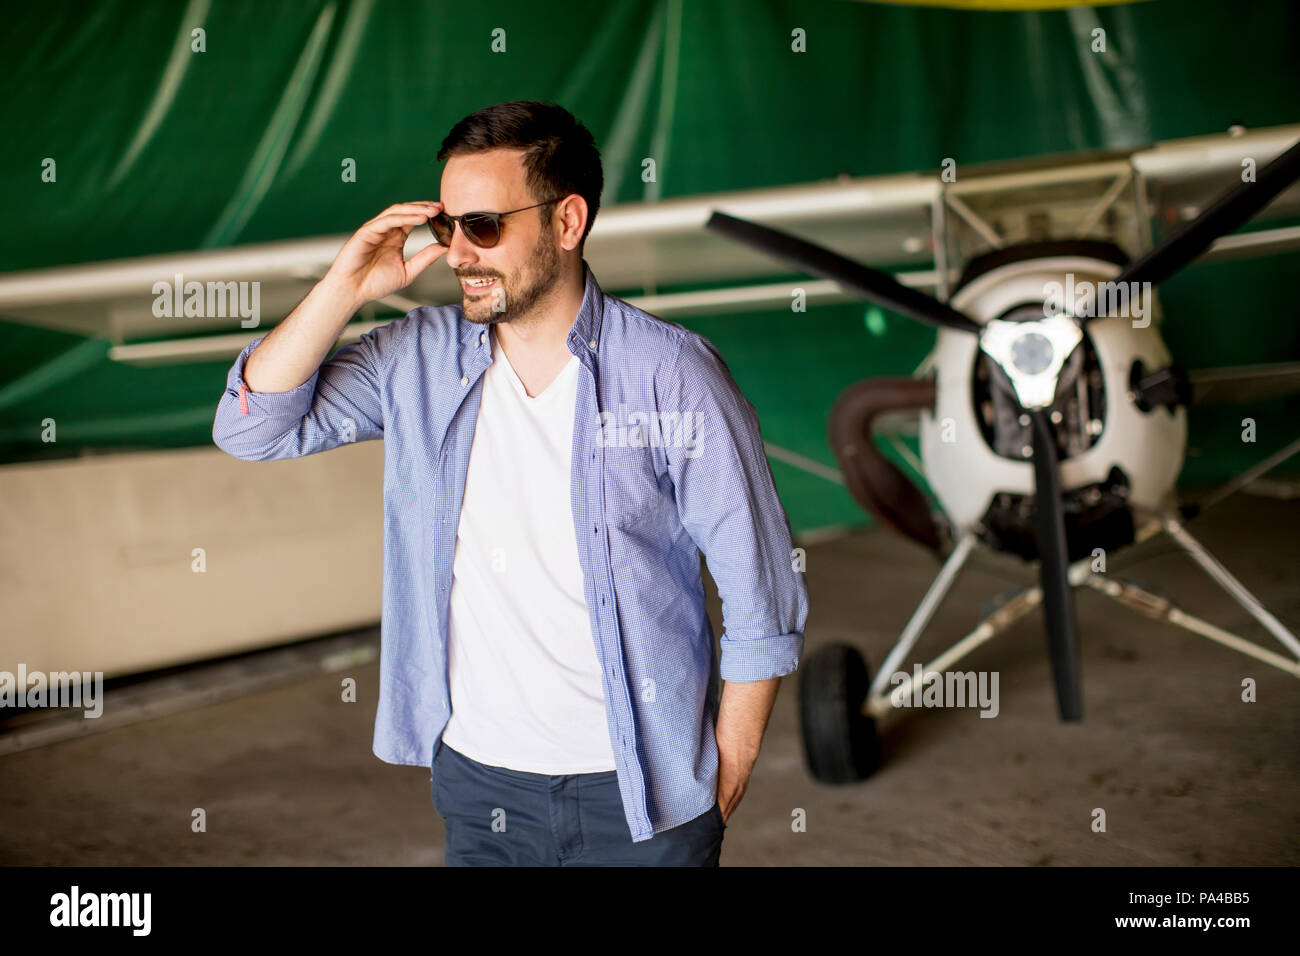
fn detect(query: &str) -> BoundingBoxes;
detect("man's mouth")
[462,276,498,293]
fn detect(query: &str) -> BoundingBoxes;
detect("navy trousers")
[431,740,725,866]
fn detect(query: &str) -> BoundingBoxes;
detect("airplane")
[704,128,1300,782]
[1,124,1297,768]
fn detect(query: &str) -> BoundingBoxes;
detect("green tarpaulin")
[1,0,1297,534]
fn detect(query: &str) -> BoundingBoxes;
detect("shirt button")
[479,332,486,343]
[588,339,596,348]
[460,376,468,386]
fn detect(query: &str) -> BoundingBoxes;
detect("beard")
[461,225,561,325]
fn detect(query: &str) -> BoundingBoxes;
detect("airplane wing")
[0,123,1296,365]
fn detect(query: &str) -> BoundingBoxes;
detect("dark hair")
[437,101,603,254]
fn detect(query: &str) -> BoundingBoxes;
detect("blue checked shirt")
[212,259,808,842]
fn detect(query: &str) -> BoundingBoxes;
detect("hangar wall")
[0,443,384,675]
[1,0,1297,534]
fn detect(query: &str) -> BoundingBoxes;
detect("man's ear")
[558,194,588,252]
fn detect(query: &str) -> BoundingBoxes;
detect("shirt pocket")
[601,443,669,531]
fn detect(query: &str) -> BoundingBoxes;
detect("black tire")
[799,642,883,783]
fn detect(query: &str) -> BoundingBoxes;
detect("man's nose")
[443,221,480,271]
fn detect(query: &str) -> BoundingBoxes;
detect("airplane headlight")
[979,314,1083,410]
[1010,332,1054,375]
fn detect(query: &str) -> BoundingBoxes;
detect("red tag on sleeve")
[238,381,249,414]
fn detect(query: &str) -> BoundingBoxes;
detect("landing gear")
[799,642,882,783]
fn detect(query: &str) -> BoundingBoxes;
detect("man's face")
[439,148,562,325]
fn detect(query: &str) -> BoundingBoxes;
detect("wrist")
[316,271,364,317]
[716,732,760,767]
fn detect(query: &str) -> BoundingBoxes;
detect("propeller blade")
[1029,410,1084,721]
[1089,136,1300,322]
[706,211,983,334]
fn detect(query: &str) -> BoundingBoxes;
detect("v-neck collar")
[495,336,579,403]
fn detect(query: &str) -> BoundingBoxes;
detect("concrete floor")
[2,490,1297,865]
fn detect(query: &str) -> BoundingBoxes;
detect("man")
[212,100,808,866]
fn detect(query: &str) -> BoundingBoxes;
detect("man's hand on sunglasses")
[323,201,448,310]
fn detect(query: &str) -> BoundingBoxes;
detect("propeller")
[704,133,1300,723]
[1029,410,1084,720]
[1103,136,1300,300]
[705,211,982,334]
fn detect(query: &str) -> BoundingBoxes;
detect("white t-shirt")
[440,330,617,773]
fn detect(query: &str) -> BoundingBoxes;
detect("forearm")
[715,675,781,770]
[243,274,361,393]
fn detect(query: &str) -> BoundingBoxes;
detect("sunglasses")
[427,197,563,249]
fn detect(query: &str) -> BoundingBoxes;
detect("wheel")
[799,642,883,783]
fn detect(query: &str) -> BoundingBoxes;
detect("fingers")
[356,211,432,242]
[368,201,441,223]
[402,240,448,284]
[356,201,443,242]
[377,200,441,218]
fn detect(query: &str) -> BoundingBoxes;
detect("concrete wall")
[0,442,384,676]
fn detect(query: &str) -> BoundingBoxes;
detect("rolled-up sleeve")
[662,333,808,682]
[212,317,407,461]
